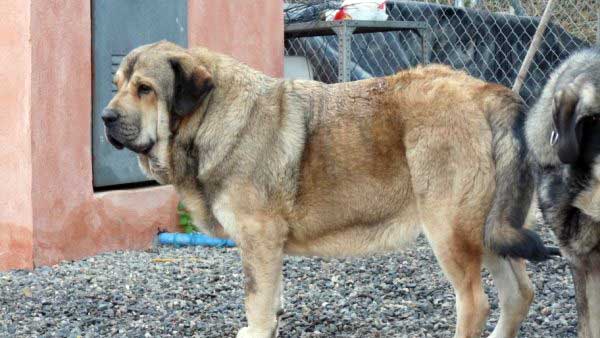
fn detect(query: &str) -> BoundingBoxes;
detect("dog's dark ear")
[553,87,583,164]
[169,53,214,116]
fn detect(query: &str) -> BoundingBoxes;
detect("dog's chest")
[573,162,600,221]
[210,192,240,239]
[538,166,600,256]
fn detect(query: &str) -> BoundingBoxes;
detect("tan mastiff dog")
[102,41,549,338]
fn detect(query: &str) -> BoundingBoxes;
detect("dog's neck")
[171,76,277,185]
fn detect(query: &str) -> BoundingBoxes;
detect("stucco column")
[0,1,34,270]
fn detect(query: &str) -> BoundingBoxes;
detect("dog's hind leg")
[483,254,534,338]
[406,126,494,338]
[421,220,490,338]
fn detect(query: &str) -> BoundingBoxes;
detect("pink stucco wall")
[1,1,283,271]
[189,0,284,77]
[0,0,34,271]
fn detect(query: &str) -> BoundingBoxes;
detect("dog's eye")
[138,84,153,96]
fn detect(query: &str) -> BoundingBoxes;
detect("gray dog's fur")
[526,47,600,337]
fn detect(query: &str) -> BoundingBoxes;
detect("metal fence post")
[417,27,431,64]
[510,0,527,16]
[332,23,356,83]
[597,11,599,45]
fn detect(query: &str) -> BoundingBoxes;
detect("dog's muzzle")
[101,108,120,124]
[102,109,126,150]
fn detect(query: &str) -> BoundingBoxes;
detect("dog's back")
[280,65,540,336]
[283,65,537,260]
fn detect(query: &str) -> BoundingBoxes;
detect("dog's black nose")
[101,109,119,124]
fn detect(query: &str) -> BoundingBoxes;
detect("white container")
[326,0,388,21]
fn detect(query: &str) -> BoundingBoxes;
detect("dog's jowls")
[103,41,548,338]
[525,47,600,338]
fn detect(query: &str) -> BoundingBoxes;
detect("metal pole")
[512,0,556,93]
[597,11,599,45]
[418,28,431,64]
[332,23,356,83]
[509,0,527,16]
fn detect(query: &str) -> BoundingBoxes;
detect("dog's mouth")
[575,114,600,164]
[577,114,600,124]
[106,131,154,155]
[132,141,155,155]
[107,133,125,150]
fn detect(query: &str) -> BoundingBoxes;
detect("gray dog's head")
[527,48,600,167]
[552,67,600,164]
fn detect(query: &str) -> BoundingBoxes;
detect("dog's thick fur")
[523,47,600,338]
[103,41,539,338]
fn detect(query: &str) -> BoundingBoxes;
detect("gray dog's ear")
[169,53,214,116]
[553,87,584,164]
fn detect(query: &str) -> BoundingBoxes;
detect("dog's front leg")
[236,219,285,338]
[570,253,600,338]
[585,262,600,338]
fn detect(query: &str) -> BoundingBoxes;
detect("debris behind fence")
[284,0,598,105]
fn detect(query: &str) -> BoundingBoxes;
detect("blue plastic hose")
[158,232,236,248]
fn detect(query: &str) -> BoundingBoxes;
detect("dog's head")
[102,41,213,182]
[552,73,600,165]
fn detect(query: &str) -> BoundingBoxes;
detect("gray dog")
[526,47,600,338]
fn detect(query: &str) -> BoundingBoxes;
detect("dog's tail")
[483,91,559,261]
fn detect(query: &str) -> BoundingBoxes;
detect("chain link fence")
[284,0,598,105]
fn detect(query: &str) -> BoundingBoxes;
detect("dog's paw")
[236,326,276,338]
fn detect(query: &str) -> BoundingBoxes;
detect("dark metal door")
[92,0,188,188]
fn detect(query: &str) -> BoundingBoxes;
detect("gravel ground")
[1,226,577,338]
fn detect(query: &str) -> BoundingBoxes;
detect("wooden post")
[512,0,556,93]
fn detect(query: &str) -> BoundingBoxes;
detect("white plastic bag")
[326,0,388,21]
